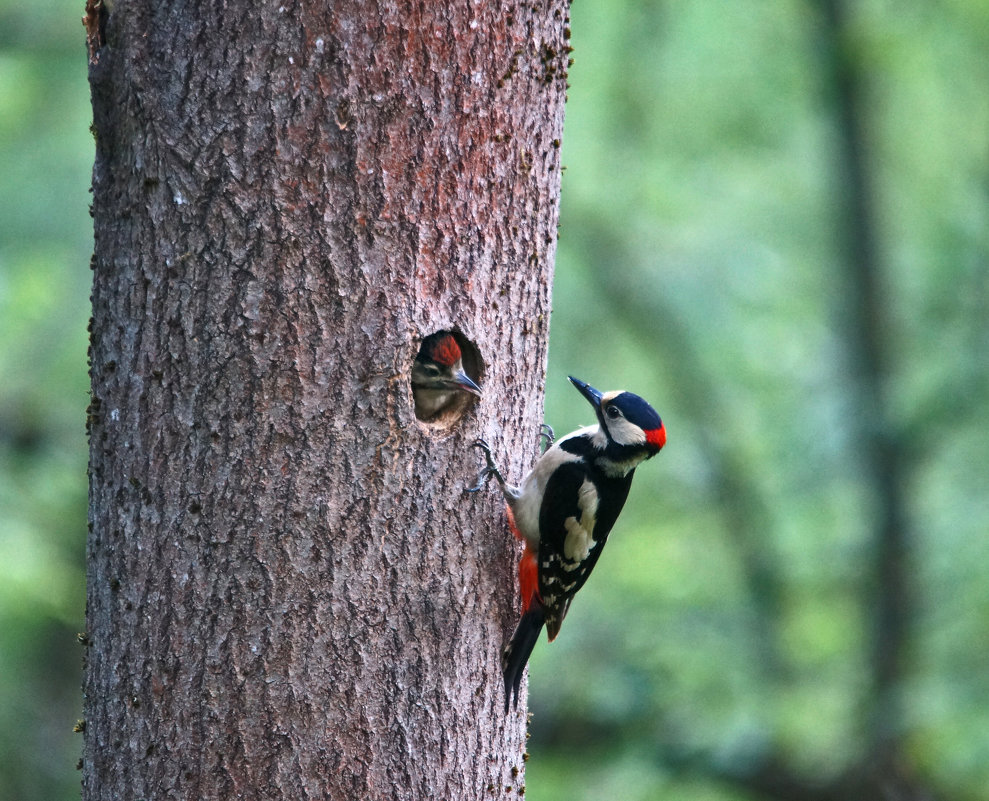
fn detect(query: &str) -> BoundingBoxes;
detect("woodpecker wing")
[536,460,634,641]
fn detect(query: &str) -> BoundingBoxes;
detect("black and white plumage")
[472,376,667,710]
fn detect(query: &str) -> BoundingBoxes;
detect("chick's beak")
[568,376,603,410]
[451,370,482,397]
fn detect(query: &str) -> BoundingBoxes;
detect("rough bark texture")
[83,0,569,798]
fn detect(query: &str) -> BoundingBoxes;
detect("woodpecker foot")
[539,423,555,452]
[467,439,505,493]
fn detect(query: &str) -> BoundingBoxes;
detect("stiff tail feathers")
[502,598,545,712]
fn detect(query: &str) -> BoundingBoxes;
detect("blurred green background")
[2,0,987,799]
[1,0,93,799]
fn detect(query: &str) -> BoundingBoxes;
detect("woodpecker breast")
[507,428,596,547]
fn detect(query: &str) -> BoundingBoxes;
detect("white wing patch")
[562,479,599,565]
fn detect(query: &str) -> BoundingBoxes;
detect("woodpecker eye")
[606,405,621,419]
[423,364,441,377]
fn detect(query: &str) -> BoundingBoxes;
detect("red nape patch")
[430,334,462,367]
[646,424,667,449]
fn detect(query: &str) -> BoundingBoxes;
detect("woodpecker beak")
[450,370,482,397]
[568,376,603,410]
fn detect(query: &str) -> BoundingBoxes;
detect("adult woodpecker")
[471,376,667,711]
[411,332,482,420]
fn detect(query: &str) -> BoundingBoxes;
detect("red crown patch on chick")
[429,334,462,368]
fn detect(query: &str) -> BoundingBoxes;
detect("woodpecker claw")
[466,467,495,493]
[539,423,555,452]
[467,439,504,493]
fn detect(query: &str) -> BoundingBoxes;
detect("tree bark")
[83,0,569,798]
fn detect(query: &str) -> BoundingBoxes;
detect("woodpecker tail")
[502,598,545,712]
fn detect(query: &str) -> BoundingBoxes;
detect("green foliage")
[532,0,989,798]
[2,0,987,798]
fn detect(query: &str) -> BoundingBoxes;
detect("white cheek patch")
[610,417,646,445]
[599,391,650,446]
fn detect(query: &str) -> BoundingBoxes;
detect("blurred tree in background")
[1,0,986,799]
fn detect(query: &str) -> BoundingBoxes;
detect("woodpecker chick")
[411,332,482,420]
[471,376,667,711]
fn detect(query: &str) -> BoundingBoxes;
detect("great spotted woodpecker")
[411,332,482,420]
[471,376,666,710]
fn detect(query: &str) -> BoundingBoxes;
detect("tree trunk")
[83,0,568,798]
[816,0,912,766]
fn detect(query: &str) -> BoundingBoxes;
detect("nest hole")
[411,329,484,429]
